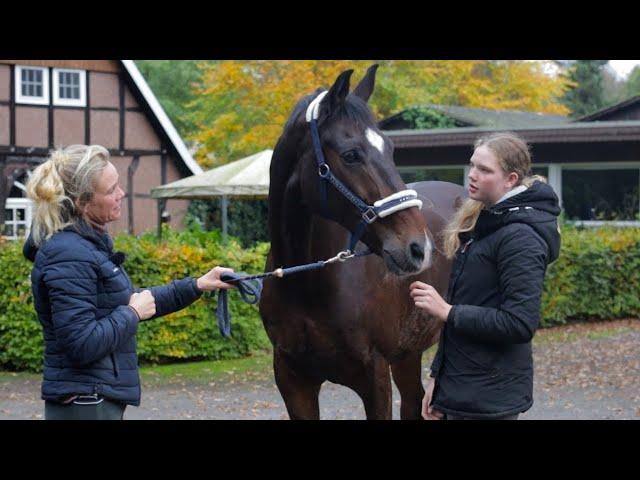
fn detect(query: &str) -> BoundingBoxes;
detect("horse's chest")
[263,291,365,361]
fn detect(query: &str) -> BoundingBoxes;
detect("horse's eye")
[341,150,361,164]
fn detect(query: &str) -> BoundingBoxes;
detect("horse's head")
[289,65,431,275]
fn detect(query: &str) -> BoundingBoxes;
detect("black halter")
[212,91,424,338]
[306,91,422,252]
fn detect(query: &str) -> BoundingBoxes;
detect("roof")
[575,95,640,122]
[120,60,203,175]
[384,120,640,148]
[379,104,570,130]
[150,149,272,199]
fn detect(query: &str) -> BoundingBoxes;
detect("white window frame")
[558,162,640,227]
[4,197,33,240]
[15,65,50,105]
[52,68,86,107]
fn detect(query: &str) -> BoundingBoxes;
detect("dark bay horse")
[259,65,465,419]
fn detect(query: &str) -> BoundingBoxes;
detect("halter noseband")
[306,91,423,252]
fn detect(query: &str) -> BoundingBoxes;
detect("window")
[15,66,49,105]
[562,168,639,221]
[4,198,32,240]
[399,167,465,186]
[52,68,86,106]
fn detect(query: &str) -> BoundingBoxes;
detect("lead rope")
[213,248,371,337]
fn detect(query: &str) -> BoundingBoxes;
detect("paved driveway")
[1,320,638,420]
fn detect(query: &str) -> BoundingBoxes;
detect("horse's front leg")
[273,349,322,420]
[352,351,393,420]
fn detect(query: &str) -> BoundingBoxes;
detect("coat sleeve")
[146,277,203,320]
[448,225,548,344]
[43,258,139,366]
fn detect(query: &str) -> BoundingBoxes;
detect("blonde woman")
[24,145,235,420]
[410,132,561,420]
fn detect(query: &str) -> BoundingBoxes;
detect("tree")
[135,60,212,138]
[624,65,640,98]
[400,107,462,129]
[187,60,570,168]
[602,65,626,106]
[560,60,608,118]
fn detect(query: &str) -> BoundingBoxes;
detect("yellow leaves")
[189,60,571,167]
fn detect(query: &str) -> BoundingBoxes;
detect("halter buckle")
[318,163,331,178]
[362,208,378,224]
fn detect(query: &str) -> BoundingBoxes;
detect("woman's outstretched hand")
[197,266,236,292]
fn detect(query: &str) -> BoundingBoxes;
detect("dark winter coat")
[24,221,203,406]
[430,181,561,419]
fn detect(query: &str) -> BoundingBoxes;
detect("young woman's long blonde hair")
[26,145,110,246]
[442,132,546,259]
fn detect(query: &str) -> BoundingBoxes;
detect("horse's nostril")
[409,241,424,262]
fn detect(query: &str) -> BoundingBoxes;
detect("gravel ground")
[1,319,638,420]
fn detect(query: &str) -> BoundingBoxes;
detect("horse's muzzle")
[382,236,430,275]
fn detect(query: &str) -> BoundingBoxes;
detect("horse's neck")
[268,150,346,269]
[270,190,346,268]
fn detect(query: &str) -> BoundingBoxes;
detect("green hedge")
[541,225,640,325]
[0,225,271,372]
[0,224,638,372]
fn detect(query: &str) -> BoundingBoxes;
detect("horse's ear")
[352,64,379,103]
[325,69,353,114]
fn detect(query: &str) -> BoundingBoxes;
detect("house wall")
[0,60,196,236]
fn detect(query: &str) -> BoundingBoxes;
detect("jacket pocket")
[110,353,119,378]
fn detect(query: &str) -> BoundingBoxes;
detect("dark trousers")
[446,413,519,420]
[44,397,126,420]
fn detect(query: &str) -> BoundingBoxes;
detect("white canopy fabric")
[150,149,272,199]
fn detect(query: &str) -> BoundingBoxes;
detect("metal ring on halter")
[362,208,378,224]
[318,163,331,178]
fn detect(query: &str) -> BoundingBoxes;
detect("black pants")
[446,413,519,420]
[44,397,126,420]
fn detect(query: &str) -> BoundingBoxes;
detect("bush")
[187,199,269,248]
[540,224,640,326]
[0,238,42,371]
[0,225,271,372]
[1,224,638,371]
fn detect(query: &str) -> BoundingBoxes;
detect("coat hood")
[474,181,561,263]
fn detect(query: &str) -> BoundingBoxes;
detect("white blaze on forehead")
[366,128,385,153]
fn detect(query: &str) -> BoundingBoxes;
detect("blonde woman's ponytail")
[26,145,109,246]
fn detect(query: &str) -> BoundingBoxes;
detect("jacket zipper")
[434,238,474,378]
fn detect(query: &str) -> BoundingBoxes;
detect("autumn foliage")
[187,60,570,168]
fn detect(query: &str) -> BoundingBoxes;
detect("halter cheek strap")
[305,91,422,252]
